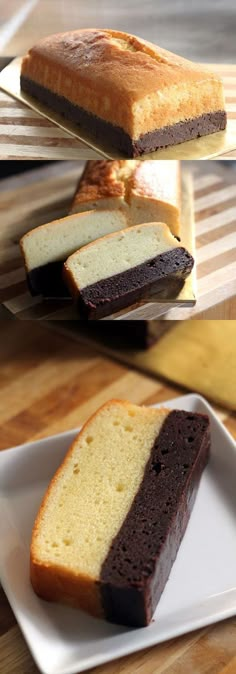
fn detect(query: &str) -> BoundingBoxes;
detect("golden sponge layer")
[31,400,169,615]
[63,222,180,291]
[20,209,127,271]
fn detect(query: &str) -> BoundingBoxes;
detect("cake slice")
[20,29,226,157]
[20,209,127,297]
[70,160,181,238]
[30,399,210,627]
[63,223,194,319]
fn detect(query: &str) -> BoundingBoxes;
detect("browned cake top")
[21,29,225,136]
[74,160,130,203]
[22,29,218,96]
[70,160,181,239]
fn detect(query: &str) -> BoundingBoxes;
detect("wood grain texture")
[0,321,235,674]
[52,320,236,411]
[0,160,235,320]
[0,88,102,158]
[0,64,235,159]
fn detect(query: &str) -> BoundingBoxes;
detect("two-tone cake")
[70,160,181,238]
[20,209,127,297]
[30,399,210,627]
[20,29,226,157]
[64,223,194,319]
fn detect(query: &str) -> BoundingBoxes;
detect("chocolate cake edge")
[100,410,210,626]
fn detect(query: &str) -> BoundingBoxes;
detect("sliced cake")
[20,29,226,157]
[70,160,181,238]
[30,399,210,627]
[20,209,127,297]
[63,223,194,319]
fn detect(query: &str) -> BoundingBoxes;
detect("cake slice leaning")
[20,209,128,297]
[30,399,210,627]
[63,222,194,319]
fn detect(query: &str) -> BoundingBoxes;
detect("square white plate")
[0,394,236,674]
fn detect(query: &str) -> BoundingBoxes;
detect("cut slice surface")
[32,402,169,578]
[64,222,180,289]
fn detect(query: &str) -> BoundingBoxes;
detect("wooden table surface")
[0,321,236,674]
[0,160,235,320]
[0,63,235,160]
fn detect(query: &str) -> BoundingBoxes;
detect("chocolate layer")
[27,260,70,298]
[133,111,226,156]
[21,75,134,156]
[20,76,226,158]
[100,410,210,627]
[77,247,194,319]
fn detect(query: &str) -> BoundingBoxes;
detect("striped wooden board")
[0,63,235,159]
[0,161,235,320]
[0,321,236,674]
[0,89,102,160]
[52,320,236,411]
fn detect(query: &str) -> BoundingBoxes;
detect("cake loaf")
[20,29,226,157]
[20,209,127,297]
[70,160,181,238]
[64,223,194,319]
[30,399,210,627]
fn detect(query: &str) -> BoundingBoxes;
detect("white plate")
[0,394,236,674]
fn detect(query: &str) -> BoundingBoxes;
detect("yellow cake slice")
[31,399,210,627]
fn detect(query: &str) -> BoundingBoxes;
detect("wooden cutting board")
[58,320,236,411]
[0,161,235,320]
[0,63,235,159]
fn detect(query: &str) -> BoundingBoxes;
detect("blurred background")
[0,0,235,62]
